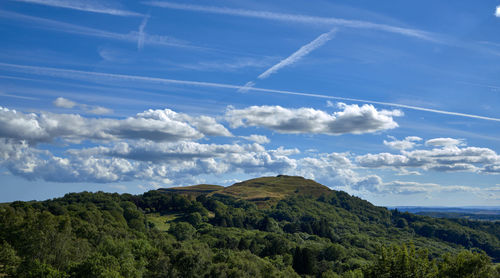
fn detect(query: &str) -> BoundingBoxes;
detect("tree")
[169,222,196,241]
[438,250,497,278]
[0,241,21,276]
[364,243,438,278]
[293,247,316,275]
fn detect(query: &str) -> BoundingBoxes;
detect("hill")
[0,176,499,277]
[159,184,223,197]
[210,175,332,207]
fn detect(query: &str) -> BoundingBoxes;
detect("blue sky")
[1,0,500,206]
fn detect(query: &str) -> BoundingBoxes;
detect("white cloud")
[425,137,463,147]
[365,180,479,195]
[144,1,436,41]
[358,137,500,173]
[13,0,142,16]
[53,97,113,114]
[293,152,361,188]
[3,62,500,122]
[384,136,422,150]
[53,97,76,108]
[138,109,232,137]
[0,107,230,144]
[0,135,496,200]
[0,139,298,184]
[483,164,500,174]
[226,103,402,135]
[70,141,252,162]
[258,28,337,80]
[496,6,500,17]
[87,106,113,115]
[241,134,270,144]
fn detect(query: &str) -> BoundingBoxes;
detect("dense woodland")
[1,176,499,277]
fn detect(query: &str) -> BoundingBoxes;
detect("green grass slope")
[210,175,331,206]
[159,184,223,197]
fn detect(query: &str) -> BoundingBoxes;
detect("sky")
[1,0,500,206]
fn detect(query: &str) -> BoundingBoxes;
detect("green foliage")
[438,250,498,278]
[364,243,500,278]
[169,222,196,241]
[0,177,498,277]
[0,241,21,276]
[364,243,438,278]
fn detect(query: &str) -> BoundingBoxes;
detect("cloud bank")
[0,106,497,200]
[0,107,230,144]
[358,136,500,174]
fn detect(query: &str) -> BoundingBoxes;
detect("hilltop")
[158,175,332,207]
[212,175,331,199]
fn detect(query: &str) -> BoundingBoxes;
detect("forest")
[0,176,499,277]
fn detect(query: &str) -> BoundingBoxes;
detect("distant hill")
[390,206,500,221]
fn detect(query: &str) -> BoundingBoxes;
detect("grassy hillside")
[0,176,499,277]
[210,175,331,207]
[159,184,223,197]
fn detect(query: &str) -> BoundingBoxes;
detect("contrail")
[137,15,150,50]
[144,1,438,42]
[12,0,143,17]
[258,28,337,79]
[238,28,337,93]
[1,62,499,122]
[0,10,193,49]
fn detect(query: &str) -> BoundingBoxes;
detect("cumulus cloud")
[0,135,495,200]
[0,130,360,189]
[53,97,112,114]
[358,137,500,174]
[226,103,402,135]
[0,139,297,184]
[483,164,500,174]
[87,106,113,115]
[70,141,258,162]
[240,134,270,144]
[1,105,497,201]
[496,6,500,17]
[293,152,362,188]
[0,107,230,144]
[363,180,479,195]
[425,137,463,147]
[384,136,422,150]
[53,97,76,108]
